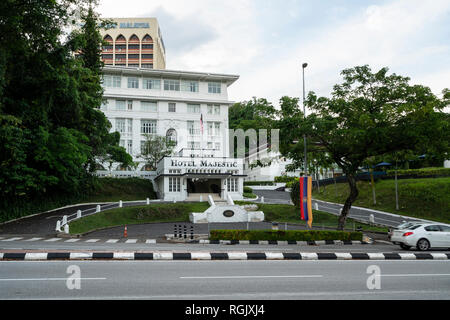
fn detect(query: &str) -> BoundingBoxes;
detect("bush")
[386,167,450,177]
[243,192,257,199]
[210,230,363,241]
[243,186,253,193]
[274,176,298,183]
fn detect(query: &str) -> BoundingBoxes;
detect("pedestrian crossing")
[0,237,158,244]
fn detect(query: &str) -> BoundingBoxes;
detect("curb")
[194,240,371,245]
[1,252,449,261]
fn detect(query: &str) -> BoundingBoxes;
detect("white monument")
[189,195,264,224]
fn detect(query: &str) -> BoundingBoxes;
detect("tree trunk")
[338,174,359,231]
[370,169,376,205]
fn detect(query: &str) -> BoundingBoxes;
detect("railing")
[56,198,160,234]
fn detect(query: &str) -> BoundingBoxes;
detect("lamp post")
[302,62,308,175]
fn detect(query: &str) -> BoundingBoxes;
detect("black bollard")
[174,224,177,239]
[190,225,194,240]
[183,225,187,239]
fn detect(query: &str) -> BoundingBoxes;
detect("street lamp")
[302,62,308,175]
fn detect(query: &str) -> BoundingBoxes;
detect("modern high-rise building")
[100,18,166,70]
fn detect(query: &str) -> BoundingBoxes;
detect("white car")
[390,223,450,251]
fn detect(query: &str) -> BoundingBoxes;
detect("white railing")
[56,198,158,234]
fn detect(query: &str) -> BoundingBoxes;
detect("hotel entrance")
[187,178,222,201]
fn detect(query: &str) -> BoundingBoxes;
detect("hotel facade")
[97,66,245,201]
[100,18,166,69]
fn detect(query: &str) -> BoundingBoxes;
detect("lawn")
[312,177,450,224]
[69,202,209,235]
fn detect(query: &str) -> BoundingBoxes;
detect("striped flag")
[299,176,313,228]
[200,114,204,135]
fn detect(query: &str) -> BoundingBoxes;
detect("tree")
[140,135,176,170]
[279,65,450,230]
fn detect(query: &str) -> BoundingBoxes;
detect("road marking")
[1,237,23,242]
[44,238,62,242]
[0,277,106,281]
[106,239,119,243]
[145,239,156,244]
[65,239,80,243]
[85,239,100,243]
[125,239,138,244]
[24,238,43,242]
[381,274,450,278]
[180,275,323,279]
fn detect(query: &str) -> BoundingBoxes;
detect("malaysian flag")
[200,113,204,135]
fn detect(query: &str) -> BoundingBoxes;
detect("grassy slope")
[312,177,450,224]
[84,178,156,203]
[69,202,209,234]
[70,202,387,235]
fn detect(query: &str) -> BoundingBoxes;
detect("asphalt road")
[1,260,449,300]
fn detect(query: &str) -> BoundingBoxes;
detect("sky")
[97,0,450,108]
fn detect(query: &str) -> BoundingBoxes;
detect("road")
[1,260,449,300]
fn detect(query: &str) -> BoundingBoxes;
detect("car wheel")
[400,244,411,250]
[416,238,430,251]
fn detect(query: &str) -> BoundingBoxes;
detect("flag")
[200,114,204,135]
[299,176,313,228]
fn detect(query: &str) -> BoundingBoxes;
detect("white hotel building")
[97,66,246,201]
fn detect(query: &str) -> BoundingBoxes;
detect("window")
[207,142,213,149]
[169,177,181,192]
[126,140,133,154]
[128,77,139,89]
[207,104,220,114]
[424,225,442,232]
[187,121,200,135]
[112,76,121,88]
[115,100,126,111]
[103,75,121,88]
[141,54,153,59]
[187,104,200,113]
[168,103,176,112]
[227,178,238,192]
[115,54,126,62]
[128,44,139,50]
[207,122,214,136]
[166,129,177,144]
[128,54,139,59]
[208,82,221,94]
[127,100,133,111]
[102,54,113,60]
[127,119,133,134]
[164,79,180,91]
[215,142,220,150]
[115,44,126,51]
[141,101,157,112]
[142,44,153,49]
[214,122,220,135]
[116,119,125,133]
[141,120,157,134]
[188,141,200,149]
[143,78,160,90]
[181,81,199,93]
[141,64,153,69]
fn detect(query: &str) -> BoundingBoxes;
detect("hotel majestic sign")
[170,159,238,168]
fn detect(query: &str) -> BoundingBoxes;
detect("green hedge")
[274,176,298,183]
[209,230,363,241]
[243,186,253,193]
[244,181,274,186]
[386,167,450,177]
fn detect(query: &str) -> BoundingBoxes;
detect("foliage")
[386,167,450,177]
[140,134,176,170]
[311,177,450,224]
[0,1,132,221]
[274,175,298,183]
[243,181,274,186]
[278,65,450,230]
[209,230,363,241]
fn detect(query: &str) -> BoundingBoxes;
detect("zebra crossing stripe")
[1,237,23,242]
[24,238,43,242]
[106,239,119,243]
[85,239,100,243]
[145,239,156,244]
[65,239,80,243]
[44,238,62,242]
[125,239,138,244]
